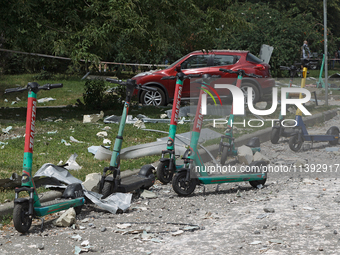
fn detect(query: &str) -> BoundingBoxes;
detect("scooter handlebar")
[140,85,157,92]
[161,76,176,80]
[106,78,121,84]
[219,68,236,74]
[41,83,63,90]
[4,87,27,94]
[246,73,262,78]
[187,74,201,78]
[280,66,290,70]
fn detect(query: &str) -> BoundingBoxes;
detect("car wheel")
[140,86,166,106]
[240,83,260,104]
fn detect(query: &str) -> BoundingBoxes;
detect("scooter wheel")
[327,126,339,145]
[248,161,267,188]
[172,171,196,196]
[220,149,228,165]
[74,205,83,215]
[271,128,280,144]
[101,181,113,199]
[139,164,156,189]
[289,135,303,152]
[13,203,32,233]
[157,161,173,184]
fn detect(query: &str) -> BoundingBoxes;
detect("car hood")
[132,69,168,78]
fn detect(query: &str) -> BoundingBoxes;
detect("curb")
[1,109,338,220]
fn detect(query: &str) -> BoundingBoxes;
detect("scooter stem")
[295,67,307,117]
[167,78,184,150]
[22,90,41,207]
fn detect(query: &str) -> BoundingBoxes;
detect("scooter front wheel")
[157,161,173,184]
[220,148,228,165]
[271,127,280,144]
[172,171,196,196]
[327,126,339,146]
[102,181,113,198]
[248,161,267,188]
[289,135,303,152]
[13,203,32,233]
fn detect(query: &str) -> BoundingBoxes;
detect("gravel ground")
[1,113,340,255]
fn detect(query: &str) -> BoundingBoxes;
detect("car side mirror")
[175,65,182,72]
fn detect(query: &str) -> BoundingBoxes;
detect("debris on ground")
[133,120,146,129]
[94,145,112,161]
[82,173,101,192]
[37,97,56,103]
[53,208,76,227]
[70,136,84,143]
[83,111,104,123]
[96,131,107,138]
[65,153,82,170]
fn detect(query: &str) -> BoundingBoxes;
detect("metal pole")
[324,0,328,105]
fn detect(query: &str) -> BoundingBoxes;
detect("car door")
[180,54,212,98]
[209,54,240,98]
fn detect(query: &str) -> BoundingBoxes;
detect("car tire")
[240,82,260,104]
[140,86,166,106]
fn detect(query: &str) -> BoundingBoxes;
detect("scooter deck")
[35,197,85,216]
[118,175,154,193]
[304,134,336,142]
[198,173,265,184]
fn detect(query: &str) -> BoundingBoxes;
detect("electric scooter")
[171,73,267,196]
[289,59,339,151]
[155,65,200,184]
[271,65,299,144]
[5,82,85,234]
[99,78,156,198]
[218,68,262,165]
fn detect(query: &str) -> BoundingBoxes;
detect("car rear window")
[246,53,263,64]
[213,55,238,66]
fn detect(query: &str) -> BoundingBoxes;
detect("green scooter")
[5,83,85,233]
[172,73,267,196]
[99,79,156,198]
[155,65,200,184]
[219,68,262,165]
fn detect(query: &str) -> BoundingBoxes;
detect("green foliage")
[83,79,106,110]
[33,70,54,80]
[0,0,340,74]
[221,2,338,77]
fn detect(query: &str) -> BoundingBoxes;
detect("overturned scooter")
[5,83,85,233]
[99,79,156,198]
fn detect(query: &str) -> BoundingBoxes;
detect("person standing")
[302,40,311,60]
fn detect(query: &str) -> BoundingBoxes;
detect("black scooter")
[99,79,156,198]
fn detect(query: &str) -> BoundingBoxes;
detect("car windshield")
[165,53,191,69]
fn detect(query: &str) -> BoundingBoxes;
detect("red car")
[132,50,275,106]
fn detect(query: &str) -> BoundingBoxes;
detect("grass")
[0,72,190,203]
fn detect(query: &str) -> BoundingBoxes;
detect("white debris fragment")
[83,111,104,123]
[103,138,111,145]
[172,230,184,236]
[65,153,82,170]
[53,208,76,227]
[133,120,146,129]
[96,131,108,138]
[37,97,56,103]
[70,136,84,143]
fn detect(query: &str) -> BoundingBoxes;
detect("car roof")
[190,50,249,54]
